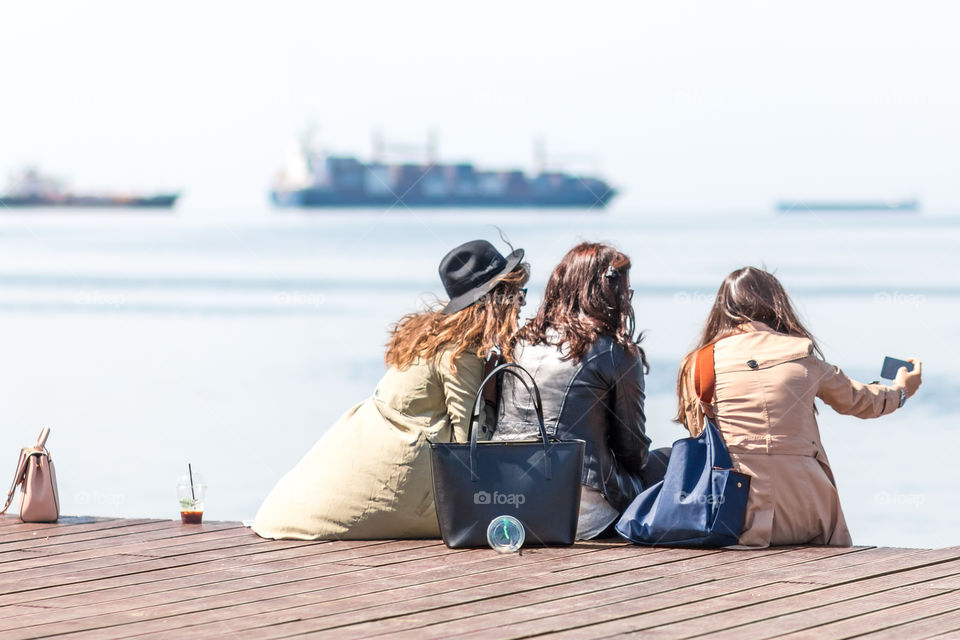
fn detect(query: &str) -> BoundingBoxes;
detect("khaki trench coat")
[253,349,483,540]
[679,322,901,547]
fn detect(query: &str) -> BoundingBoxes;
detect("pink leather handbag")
[1,427,60,522]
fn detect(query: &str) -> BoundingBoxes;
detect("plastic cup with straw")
[177,463,206,524]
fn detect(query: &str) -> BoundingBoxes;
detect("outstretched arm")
[814,357,922,418]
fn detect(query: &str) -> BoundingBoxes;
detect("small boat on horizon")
[776,198,920,213]
[0,167,180,210]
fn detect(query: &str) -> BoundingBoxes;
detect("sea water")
[0,206,957,548]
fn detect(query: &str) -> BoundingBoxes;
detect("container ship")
[271,134,617,209]
[777,199,919,213]
[0,168,179,209]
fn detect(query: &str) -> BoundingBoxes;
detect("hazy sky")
[3,1,958,212]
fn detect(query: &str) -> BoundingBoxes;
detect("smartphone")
[881,357,914,380]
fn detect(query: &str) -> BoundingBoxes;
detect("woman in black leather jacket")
[493,242,667,539]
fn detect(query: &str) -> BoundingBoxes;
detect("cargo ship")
[0,168,179,209]
[777,199,919,213]
[271,134,617,209]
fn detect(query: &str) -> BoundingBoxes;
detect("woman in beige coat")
[677,267,922,547]
[253,240,529,540]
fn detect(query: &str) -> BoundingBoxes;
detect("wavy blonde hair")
[385,264,530,371]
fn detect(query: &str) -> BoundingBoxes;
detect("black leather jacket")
[494,335,650,512]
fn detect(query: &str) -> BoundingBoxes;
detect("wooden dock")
[1,515,959,639]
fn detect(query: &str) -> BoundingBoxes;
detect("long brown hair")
[674,266,821,422]
[520,242,646,366]
[385,264,530,371]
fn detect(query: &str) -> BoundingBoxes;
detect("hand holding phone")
[882,356,923,400]
[881,357,913,380]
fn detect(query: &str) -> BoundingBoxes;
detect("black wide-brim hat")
[439,240,525,314]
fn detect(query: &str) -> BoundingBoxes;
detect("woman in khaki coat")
[253,240,529,540]
[677,267,922,547]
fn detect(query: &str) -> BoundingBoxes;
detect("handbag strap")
[693,343,716,404]
[1,449,30,515]
[1,429,52,516]
[467,362,552,481]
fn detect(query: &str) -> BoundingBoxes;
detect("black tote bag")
[429,363,585,548]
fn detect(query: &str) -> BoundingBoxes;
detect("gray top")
[493,333,650,512]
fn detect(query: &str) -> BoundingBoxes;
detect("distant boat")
[271,133,617,209]
[777,199,919,213]
[0,168,180,209]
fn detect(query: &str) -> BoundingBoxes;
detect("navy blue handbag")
[615,343,751,547]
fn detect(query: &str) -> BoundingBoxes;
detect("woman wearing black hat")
[253,240,528,540]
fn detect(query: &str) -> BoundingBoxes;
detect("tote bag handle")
[467,362,552,481]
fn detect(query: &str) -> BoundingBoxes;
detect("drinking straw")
[188,463,196,501]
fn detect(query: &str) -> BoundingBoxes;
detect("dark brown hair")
[675,266,821,422]
[520,242,646,366]
[385,264,530,371]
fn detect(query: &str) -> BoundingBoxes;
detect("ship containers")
[504,170,529,198]
[420,165,449,198]
[364,163,394,195]
[531,172,565,196]
[476,171,506,196]
[447,164,477,196]
[326,156,364,193]
[391,164,426,199]
[566,175,606,196]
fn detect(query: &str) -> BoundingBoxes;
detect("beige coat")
[679,322,901,547]
[253,349,483,540]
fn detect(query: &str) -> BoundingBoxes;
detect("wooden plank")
[0,520,236,558]
[0,515,103,532]
[354,548,873,640]
[0,517,157,544]
[0,542,614,633]
[63,545,661,639]
[0,537,315,597]
[617,556,960,639]
[155,547,821,640]
[0,539,453,608]
[1,517,957,640]
[913,611,960,638]
[0,534,278,589]
[0,524,252,574]
[497,548,958,640]
[776,590,960,638]
[696,559,960,639]
[346,547,910,640]
[0,542,477,639]
[0,537,395,607]
[2,546,680,640]
[2,521,243,554]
